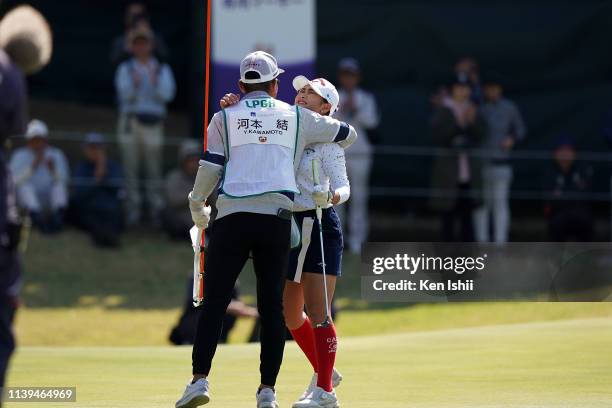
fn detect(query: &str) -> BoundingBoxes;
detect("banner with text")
[212,0,316,107]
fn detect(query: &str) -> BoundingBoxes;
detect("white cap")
[25,119,48,139]
[292,76,340,116]
[240,51,285,84]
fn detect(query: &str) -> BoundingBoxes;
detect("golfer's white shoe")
[292,386,339,408]
[175,378,210,408]
[332,368,343,388]
[297,368,343,402]
[256,387,280,408]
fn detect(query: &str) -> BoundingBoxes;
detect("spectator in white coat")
[9,119,69,233]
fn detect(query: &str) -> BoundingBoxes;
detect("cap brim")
[292,75,325,99]
[26,134,47,140]
[241,67,285,84]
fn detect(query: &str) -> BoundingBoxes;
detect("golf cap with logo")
[240,51,285,84]
[292,76,340,116]
[25,119,48,140]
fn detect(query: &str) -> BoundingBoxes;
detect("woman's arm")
[320,143,350,205]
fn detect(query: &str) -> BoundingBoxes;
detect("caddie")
[175,51,357,408]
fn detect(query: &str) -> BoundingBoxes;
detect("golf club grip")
[199,228,205,298]
[312,158,321,185]
[312,159,323,219]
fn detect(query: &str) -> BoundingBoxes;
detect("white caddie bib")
[221,97,299,197]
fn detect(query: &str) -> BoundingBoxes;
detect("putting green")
[5,317,612,407]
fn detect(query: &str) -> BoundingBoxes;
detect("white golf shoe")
[292,386,339,408]
[256,387,280,408]
[175,378,210,408]
[332,368,343,388]
[296,368,343,402]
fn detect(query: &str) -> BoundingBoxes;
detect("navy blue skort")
[287,207,343,283]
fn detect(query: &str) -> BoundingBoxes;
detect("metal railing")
[9,131,612,202]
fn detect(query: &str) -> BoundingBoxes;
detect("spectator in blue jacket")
[70,133,125,248]
[115,26,176,226]
[474,74,526,244]
[543,135,593,242]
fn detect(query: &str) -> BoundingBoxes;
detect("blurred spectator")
[335,57,380,254]
[601,107,612,240]
[430,75,486,242]
[0,47,26,400]
[169,278,258,345]
[109,2,168,66]
[454,57,482,105]
[473,74,526,244]
[70,133,125,248]
[544,135,593,242]
[161,140,200,240]
[9,120,69,234]
[431,57,482,109]
[115,26,176,225]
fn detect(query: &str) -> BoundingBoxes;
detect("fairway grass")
[6,317,612,408]
[15,302,612,346]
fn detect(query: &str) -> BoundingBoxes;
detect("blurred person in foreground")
[0,46,26,404]
[9,119,69,234]
[115,26,176,225]
[544,135,593,242]
[70,133,125,248]
[0,5,52,401]
[473,74,526,244]
[334,57,379,254]
[430,75,486,242]
[161,140,201,240]
[110,1,168,66]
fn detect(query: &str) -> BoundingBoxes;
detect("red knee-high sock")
[289,316,318,372]
[314,323,337,392]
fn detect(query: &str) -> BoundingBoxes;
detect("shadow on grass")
[21,228,420,311]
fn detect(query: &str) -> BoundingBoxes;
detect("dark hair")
[126,2,149,28]
[241,79,277,94]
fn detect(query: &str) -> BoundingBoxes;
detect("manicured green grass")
[6,318,612,408]
[16,229,612,346]
[15,302,612,346]
[21,229,193,309]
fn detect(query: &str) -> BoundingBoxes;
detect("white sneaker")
[256,387,279,408]
[295,368,343,405]
[292,386,339,408]
[175,378,210,408]
[332,368,343,388]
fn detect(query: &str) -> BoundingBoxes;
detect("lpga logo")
[327,337,337,354]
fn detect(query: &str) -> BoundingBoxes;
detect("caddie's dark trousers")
[192,212,290,386]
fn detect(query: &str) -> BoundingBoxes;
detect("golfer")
[221,77,348,408]
[175,51,357,408]
[284,77,347,408]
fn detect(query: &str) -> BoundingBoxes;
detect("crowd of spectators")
[428,57,599,243]
[4,2,182,248]
[4,8,603,250]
